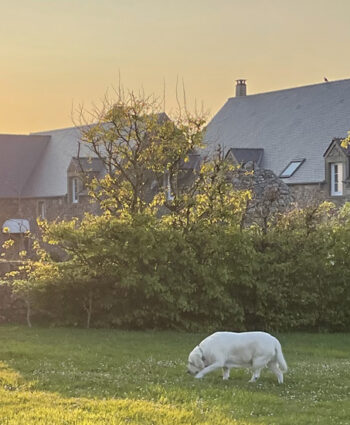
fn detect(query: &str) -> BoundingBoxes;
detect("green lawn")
[0,327,349,424]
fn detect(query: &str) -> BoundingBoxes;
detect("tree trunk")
[25,299,32,328]
[84,290,93,329]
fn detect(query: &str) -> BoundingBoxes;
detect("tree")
[341,131,350,149]
[76,89,206,217]
[160,154,251,230]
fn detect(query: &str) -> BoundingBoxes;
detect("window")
[330,163,343,196]
[38,201,46,219]
[164,171,174,201]
[280,160,305,178]
[72,177,79,203]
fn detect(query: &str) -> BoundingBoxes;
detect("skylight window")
[280,160,305,178]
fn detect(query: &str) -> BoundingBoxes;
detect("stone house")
[0,127,103,255]
[204,78,350,205]
[2,78,350,254]
[0,124,200,255]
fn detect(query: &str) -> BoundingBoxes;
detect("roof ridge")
[32,125,85,135]
[0,133,50,139]
[227,78,350,101]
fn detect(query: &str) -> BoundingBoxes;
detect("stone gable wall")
[230,163,294,226]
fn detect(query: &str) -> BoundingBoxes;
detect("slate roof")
[0,134,50,197]
[0,114,175,199]
[205,79,350,184]
[323,137,350,157]
[179,153,201,171]
[68,157,106,174]
[24,126,92,197]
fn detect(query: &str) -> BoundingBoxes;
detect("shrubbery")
[2,202,349,331]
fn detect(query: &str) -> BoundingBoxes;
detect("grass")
[0,326,349,424]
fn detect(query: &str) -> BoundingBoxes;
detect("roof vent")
[236,79,247,97]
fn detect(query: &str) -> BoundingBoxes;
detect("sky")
[1,0,350,134]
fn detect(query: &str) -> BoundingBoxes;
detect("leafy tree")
[341,131,350,149]
[75,88,252,231]
[77,90,207,217]
[160,155,251,230]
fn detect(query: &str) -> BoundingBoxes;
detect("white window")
[280,160,304,178]
[72,177,79,203]
[330,163,343,196]
[38,201,46,219]
[164,171,174,201]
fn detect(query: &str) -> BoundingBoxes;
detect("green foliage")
[251,202,350,331]
[340,131,350,149]
[2,200,350,331]
[3,201,350,331]
[161,158,251,229]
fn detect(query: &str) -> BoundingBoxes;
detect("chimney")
[235,79,247,97]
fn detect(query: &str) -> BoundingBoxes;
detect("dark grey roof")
[205,79,350,184]
[68,157,106,174]
[323,137,350,157]
[180,153,201,170]
[25,126,90,197]
[0,134,50,197]
[227,148,264,166]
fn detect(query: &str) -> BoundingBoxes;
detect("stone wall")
[231,162,350,227]
[230,162,294,227]
[289,183,328,207]
[0,195,100,258]
[289,182,350,207]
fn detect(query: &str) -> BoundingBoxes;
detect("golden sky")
[1,0,350,134]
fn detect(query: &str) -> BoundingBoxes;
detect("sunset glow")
[1,0,350,133]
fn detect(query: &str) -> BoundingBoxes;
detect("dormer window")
[280,160,305,178]
[330,163,343,196]
[72,177,79,203]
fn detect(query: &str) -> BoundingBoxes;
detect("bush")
[1,204,349,331]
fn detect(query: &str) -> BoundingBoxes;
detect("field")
[0,327,349,424]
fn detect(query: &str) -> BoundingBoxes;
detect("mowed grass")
[0,327,349,425]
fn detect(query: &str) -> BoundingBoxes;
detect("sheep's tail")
[275,341,288,372]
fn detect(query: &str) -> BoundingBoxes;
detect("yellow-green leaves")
[78,91,207,217]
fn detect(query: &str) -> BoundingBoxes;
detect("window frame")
[330,162,343,196]
[37,200,46,219]
[279,159,305,178]
[72,177,79,204]
[164,171,174,201]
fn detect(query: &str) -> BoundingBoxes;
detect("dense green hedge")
[2,204,350,331]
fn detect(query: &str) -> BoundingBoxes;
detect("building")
[0,122,200,253]
[0,127,104,253]
[204,78,350,203]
